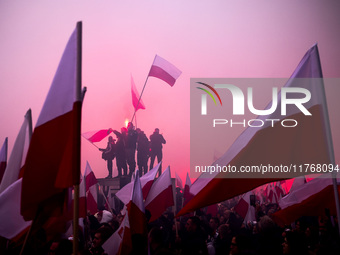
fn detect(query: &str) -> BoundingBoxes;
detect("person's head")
[127,122,134,130]
[282,231,308,255]
[108,136,115,143]
[92,226,113,249]
[185,216,200,233]
[230,234,252,255]
[154,128,159,134]
[121,127,128,134]
[209,217,220,231]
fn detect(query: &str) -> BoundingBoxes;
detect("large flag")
[0,137,8,184]
[0,178,31,239]
[131,75,145,111]
[148,55,182,86]
[273,174,339,226]
[145,166,174,222]
[21,22,82,221]
[116,161,161,204]
[0,109,31,193]
[178,44,333,216]
[82,129,112,143]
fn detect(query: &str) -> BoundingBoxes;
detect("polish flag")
[116,161,161,204]
[0,109,31,193]
[82,129,112,143]
[145,166,174,222]
[234,191,256,222]
[175,172,183,190]
[183,172,193,206]
[148,55,182,87]
[131,75,145,111]
[103,171,147,255]
[103,212,130,255]
[0,178,31,239]
[81,161,98,216]
[127,170,147,236]
[0,138,8,184]
[273,174,339,226]
[178,44,333,216]
[21,22,82,221]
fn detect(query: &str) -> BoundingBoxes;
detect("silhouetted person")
[136,128,149,176]
[149,128,166,177]
[126,122,138,175]
[99,136,115,178]
[113,128,128,176]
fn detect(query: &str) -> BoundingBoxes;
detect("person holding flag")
[99,136,116,179]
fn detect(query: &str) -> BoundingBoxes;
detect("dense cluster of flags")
[0,21,340,255]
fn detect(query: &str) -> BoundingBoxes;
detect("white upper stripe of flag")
[36,28,77,127]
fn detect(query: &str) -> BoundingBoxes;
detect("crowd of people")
[100,122,166,178]
[3,191,339,255]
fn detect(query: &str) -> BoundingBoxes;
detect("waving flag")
[178,44,333,216]
[82,129,112,143]
[131,75,145,111]
[116,161,161,204]
[148,55,182,86]
[145,166,174,222]
[273,175,339,226]
[0,109,31,193]
[21,22,82,221]
[0,138,8,184]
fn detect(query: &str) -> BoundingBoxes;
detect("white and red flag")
[183,172,193,206]
[175,172,183,190]
[116,161,161,204]
[234,191,256,223]
[0,178,31,239]
[103,171,147,255]
[21,22,82,221]
[0,109,31,193]
[178,44,333,216]
[131,75,145,111]
[145,166,174,222]
[0,137,8,184]
[273,174,339,226]
[148,55,182,87]
[84,162,98,214]
[82,129,113,143]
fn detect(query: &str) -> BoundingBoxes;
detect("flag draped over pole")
[0,137,8,184]
[131,75,145,111]
[177,44,335,217]
[0,109,32,193]
[21,21,82,227]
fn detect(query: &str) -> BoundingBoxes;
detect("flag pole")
[131,56,156,123]
[73,21,82,255]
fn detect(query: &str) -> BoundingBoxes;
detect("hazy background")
[1,0,340,182]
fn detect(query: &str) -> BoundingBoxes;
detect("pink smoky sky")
[1,0,340,183]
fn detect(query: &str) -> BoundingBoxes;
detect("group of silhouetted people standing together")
[100,122,166,178]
